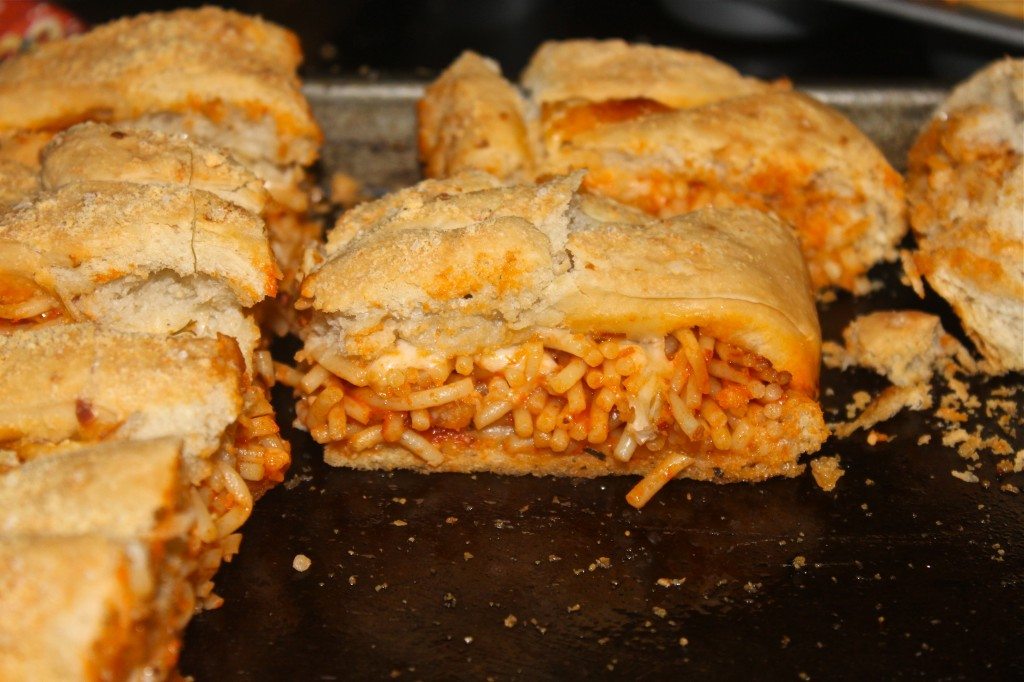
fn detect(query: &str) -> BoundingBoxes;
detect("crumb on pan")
[810,455,844,491]
[866,430,892,446]
[826,311,973,387]
[832,384,933,439]
[951,469,980,484]
[292,553,312,571]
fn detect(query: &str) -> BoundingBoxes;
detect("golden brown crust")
[0,7,321,165]
[539,91,906,292]
[304,176,820,392]
[418,52,533,181]
[322,171,505,255]
[0,323,243,460]
[41,122,268,215]
[0,535,150,681]
[907,58,1024,374]
[0,439,184,537]
[0,181,278,307]
[0,158,36,213]
[303,175,578,321]
[561,206,820,392]
[419,41,907,291]
[521,39,779,109]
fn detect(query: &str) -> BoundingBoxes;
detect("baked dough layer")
[907,58,1024,374]
[419,41,906,292]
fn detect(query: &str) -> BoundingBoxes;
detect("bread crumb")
[792,555,807,569]
[833,384,933,438]
[951,470,980,484]
[567,603,581,613]
[330,172,364,208]
[656,577,687,587]
[917,434,931,445]
[810,455,845,491]
[900,249,926,298]
[866,430,892,445]
[392,519,407,526]
[679,637,690,647]
[652,606,667,618]
[846,390,873,419]
[292,554,312,572]
[830,311,969,386]
[504,614,518,628]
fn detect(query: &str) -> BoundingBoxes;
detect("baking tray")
[180,83,1024,680]
[824,0,1024,46]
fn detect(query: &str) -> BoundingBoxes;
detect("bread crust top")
[41,122,268,215]
[419,41,906,291]
[302,175,820,392]
[521,39,779,108]
[0,7,321,164]
[0,180,278,305]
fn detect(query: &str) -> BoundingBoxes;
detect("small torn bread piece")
[828,311,974,386]
[419,40,906,292]
[810,455,844,492]
[294,175,828,507]
[0,181,277,368]
[832,384,933,439]
[0,535,170,681]
[907,58,1024,374]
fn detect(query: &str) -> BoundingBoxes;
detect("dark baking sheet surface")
[181,84,1024,680]
[824,0,1024,46]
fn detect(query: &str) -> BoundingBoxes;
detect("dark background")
[65,0,1023,84]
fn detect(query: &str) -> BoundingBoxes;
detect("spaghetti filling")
[288,327,814,507]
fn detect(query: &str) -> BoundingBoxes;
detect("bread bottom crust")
[325,442,807,483]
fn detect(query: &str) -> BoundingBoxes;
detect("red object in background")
[0,1,85,58]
